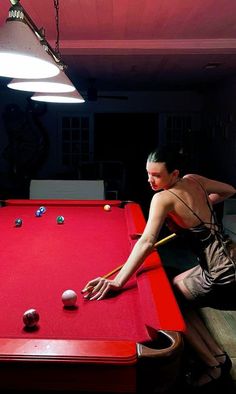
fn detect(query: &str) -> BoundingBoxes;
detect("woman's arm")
[81,192,171,300]
[185,174,236,204]
[115,193,170,285]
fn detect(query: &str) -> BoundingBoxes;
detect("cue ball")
[23,308,40,328]
[62,289,77,306]
[104,204,111,211]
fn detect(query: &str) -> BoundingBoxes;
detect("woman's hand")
[81,277,122,300]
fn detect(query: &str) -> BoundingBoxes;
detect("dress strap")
[167,188,204,224]
[185,176,219,227]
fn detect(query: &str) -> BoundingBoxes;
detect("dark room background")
[0,81,236,217]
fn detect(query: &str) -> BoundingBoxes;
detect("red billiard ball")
[62,289,77,307]
[23,308,40,328]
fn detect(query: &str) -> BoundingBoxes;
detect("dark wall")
[94,113,158,213]
[1,85,236,205]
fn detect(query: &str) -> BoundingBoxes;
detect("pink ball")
[23,308,40,327]
[62,289,77,307]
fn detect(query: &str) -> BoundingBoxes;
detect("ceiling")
[1,0,236,93]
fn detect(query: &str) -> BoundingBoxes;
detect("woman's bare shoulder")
[151,190,176,211]
[183,173,204,181]
[183,174,210,187]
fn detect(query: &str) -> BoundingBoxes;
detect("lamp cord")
[54,0,61,59]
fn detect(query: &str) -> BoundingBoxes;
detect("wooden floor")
[199,308,236,383]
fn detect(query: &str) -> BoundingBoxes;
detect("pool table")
[0,199,185,392]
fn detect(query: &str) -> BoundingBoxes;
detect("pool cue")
[102,232,176,279]
[82,233,176,294]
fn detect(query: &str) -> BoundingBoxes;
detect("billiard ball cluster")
[35,206,46,217]
[14,206,66,227]
[23,289,78,328]
[16,204,111,228]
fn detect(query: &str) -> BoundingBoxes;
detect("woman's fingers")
[82,277,121,300]
[84,278,113,300]
[81,277,101,294]
[91,280,111,300]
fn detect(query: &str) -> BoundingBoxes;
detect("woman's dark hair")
[147,145,184,174]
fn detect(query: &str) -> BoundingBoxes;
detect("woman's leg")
[172,270,229,386]
[183,311,223,386]
[173,268,224,355]
[184,308,223,362]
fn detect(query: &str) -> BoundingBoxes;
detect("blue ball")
[35,209,42,217]
[39,206,46,214]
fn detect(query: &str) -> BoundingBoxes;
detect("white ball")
[62,289,77,307]
[104,204,111,211]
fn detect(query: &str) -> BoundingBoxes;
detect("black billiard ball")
[15,218,23,227]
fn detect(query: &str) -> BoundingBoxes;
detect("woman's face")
[146,161,177,191]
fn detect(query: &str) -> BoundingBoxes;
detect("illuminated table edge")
[0,331,183,364]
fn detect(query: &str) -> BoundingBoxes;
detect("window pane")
[62,129,71,140]
[62,117,70,128]
[72,117,80,128]
[72,143,80,154]
[81,117,89,128]
[62,155,70,166]
[81,142,89,153]
[72,129,80,140]
[61,115,91,166]
[81,128,89,140]
[62,142,71,153]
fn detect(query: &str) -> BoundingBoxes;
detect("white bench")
[30,180,105,200]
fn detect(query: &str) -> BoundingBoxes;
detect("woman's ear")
[173,169,180,178]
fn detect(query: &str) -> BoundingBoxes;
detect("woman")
[82,146,236,388]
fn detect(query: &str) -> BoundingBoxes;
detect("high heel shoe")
[185,363,225,389]
[215,352,232,375]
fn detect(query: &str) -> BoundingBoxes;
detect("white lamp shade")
[8,72,76,93]
[0,20,60,79]
[31,90,85,104]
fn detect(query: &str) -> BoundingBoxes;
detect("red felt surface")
[0,200,185,344]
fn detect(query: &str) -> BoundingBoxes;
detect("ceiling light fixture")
[8,72,76,93]
[31,91,85,104]
[1,0,84,103]
[0,0,62,78]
